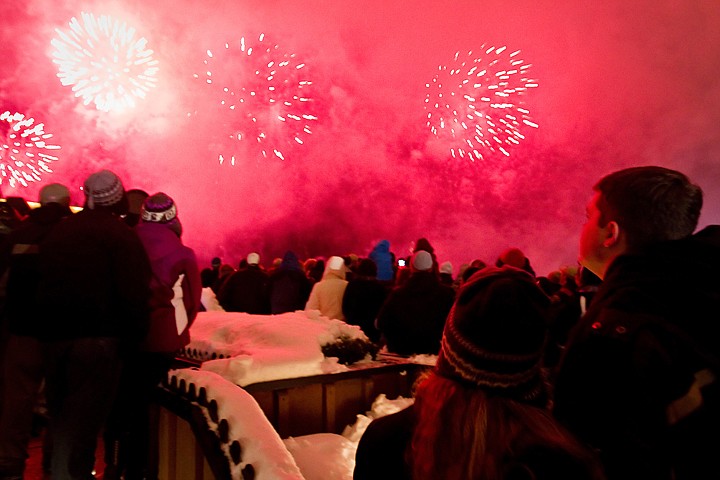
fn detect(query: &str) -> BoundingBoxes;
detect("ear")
[602,221,621,248]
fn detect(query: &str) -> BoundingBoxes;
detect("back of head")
[247,252,260,266]
[39,183,71,207]
[436,265,550,405]
[440,261,453,276]
[414,237,435,254]
[496,247,527,269]
[356,258,377,278]
[595,166,702,251]
[324,255,346,279]
[141,192,182,237]
[83,169,127,214]
[411,250,434,272]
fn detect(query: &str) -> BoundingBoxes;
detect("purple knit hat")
[141,192,182,236]
[436,266,550,405]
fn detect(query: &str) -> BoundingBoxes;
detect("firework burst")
[51,12,160,112]
[0,111,61,188]
[193,33,317,163]
[425,45,538,162]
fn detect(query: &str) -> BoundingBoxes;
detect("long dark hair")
[409,373,605,480]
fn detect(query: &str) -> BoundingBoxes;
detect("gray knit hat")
[83,170,125,210]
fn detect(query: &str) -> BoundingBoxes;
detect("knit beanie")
[39,183,70,207]
[83,170,125,210]
[141,192,182,237]
[435,266,550,406]
[411,250,433,272]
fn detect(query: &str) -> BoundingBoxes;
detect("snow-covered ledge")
[166,368,305,480]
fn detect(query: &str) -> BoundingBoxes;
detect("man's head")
[39,183,71,207]
[579,166,703,278]
[83,169,127,214]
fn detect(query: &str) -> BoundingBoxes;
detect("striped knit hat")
[83,170,125,210]
[141,192,182,236]
[435,266,550,405]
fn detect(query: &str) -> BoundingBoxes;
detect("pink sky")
[2,0,719,276]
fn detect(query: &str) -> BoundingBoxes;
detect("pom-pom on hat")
[247,252,260,265]
[436,266,550,406]
[141,192,182,236]
[39,183,70,207]
[83,170,125,210]
[411,250,433,272]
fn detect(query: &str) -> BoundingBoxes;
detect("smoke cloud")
[2,0,719,276]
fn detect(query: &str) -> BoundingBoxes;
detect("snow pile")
[185,310,371,386]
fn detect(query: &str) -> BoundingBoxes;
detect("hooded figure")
[305,255,349,321]
[369,240,395,282]
[267,251,313,314]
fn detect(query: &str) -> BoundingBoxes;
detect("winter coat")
[268,251,312,314]
[37,208,152,341]
[136,221,202,353]
[217,265,270,314]
[305,263,348,321]
[377,271,455,355]
[553,225,720,480]
[369,240,394,282]
[342,277,387,342]
[0,203,72,336]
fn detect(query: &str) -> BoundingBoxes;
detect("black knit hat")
[436,266,550,405]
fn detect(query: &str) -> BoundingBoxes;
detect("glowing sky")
[2,0,719,276]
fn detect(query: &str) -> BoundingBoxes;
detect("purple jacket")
[136,222,202,353]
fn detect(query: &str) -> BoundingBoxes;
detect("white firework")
[0,111,61,188]
[425,45,539,162]
[194,33,317,163]
[51,12,160,112]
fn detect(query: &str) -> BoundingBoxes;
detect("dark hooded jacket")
[377,271,455,355]
[267,251,312,314]
[36,208,152,341]
[218,265,270,314]
[0,203,72,336]
[553,225,720,480]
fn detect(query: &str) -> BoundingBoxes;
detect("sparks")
[51,12,160,112]
[194,33,316,163]
[425,45,538,162]
[0,111,60,188]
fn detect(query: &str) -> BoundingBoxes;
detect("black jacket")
[36,208,152,341]
[0,203,72,336]
[377,271,455,355]
[553,225,720,480]
[217,266,270,314]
